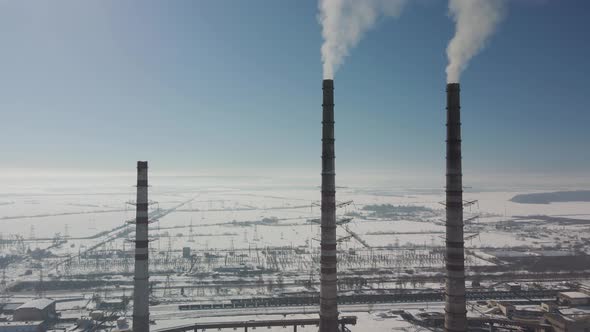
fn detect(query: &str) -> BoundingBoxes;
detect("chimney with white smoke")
[319,0,406,79]
[444,1,505,331]
[444,83,467,332]
[320,78,337,332]
[446,0,505,83]
[317,2,406,331]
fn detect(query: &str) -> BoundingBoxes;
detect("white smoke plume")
[446,0,505,83]
[319,0,406,79]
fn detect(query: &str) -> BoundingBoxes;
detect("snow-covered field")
[1,175,589,331]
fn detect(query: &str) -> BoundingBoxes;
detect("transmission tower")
[36,268,45,298]
[1,269,6,294]
[166,235,173,264]
[188,218,195,243]
[163,275,171,297]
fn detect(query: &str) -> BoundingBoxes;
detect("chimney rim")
[137,161,148,169]
[446,83,460,91]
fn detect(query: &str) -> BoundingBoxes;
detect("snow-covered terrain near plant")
[1,175,589,331]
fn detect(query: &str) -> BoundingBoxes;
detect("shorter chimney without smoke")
[133,161,150,332]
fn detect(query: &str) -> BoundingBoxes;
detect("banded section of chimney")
[319,79,338,332]
[444,83,467,332]
[133,161,150,332]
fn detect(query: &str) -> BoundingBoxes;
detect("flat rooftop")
[17,298,55,310]
[559,291,590,299]
[0,321,44,326]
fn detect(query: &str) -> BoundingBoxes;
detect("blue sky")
[0,1,589,186]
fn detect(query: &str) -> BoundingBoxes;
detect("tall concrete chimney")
[320,79,338,332]
[444,83,467,332]
[133,161,150,332]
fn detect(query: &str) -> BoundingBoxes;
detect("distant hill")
[510,190,590,204]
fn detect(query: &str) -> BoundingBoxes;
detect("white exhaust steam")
[319,0,406,79]
[446,0,505,83]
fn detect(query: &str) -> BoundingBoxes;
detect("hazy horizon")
[2,166,590,193]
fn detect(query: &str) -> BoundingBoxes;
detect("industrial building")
[96,299,127,311]
[12,299,55,322]
[0,321,45,332]
[558,292,590,306]
[0,303,24,316]
[545,312,590,332]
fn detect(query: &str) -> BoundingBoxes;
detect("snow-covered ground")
[1,175,589,331]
